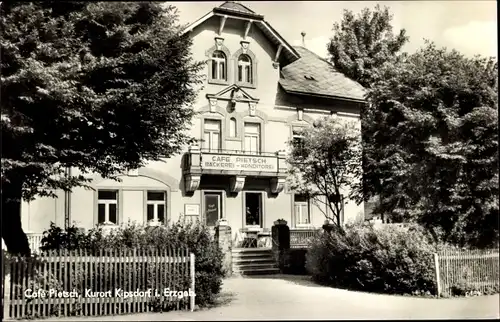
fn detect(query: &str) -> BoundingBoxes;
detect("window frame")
[206,43,231,86]
[233,48,257,89]
[228,117,238,138]
[237,54,253,84]
[203,119,222,152]
[96,189,119,225]
[145,190,167,224]
[243,122,261,155]
[293,194,312,228]
[292,126,306,150]
[211,50,227,81]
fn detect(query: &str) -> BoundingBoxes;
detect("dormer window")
[211,51,227,81]
[238,54,252,84]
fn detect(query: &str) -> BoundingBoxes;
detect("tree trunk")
[1,181,31,256]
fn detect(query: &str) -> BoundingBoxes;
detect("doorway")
[204,192,222,227]
[244,192,262,228]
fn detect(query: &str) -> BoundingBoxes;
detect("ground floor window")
[97,190,118,224]
[146,191,166,223]
[204,192,222,226]
[245,192,262,227]
[294,194,310,226]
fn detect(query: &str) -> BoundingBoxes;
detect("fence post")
[434,253,441,297]
[2,258,10,320]
[215,221,232,277]
[272,220,290,273]
[190,252,195,312]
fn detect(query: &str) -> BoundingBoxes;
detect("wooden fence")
[434,249,499,296]
[290,229,320,248]
[2,248,195,320]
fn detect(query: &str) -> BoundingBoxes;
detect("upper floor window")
[203,119,221,152]
[294,194,311,226]
[292,126,305,151]
[237,54,252,84]
[211,51,226,81]
[146,191,166,224]
[229,117,237,137]
[97,190,118,224]
[244,122,260,154]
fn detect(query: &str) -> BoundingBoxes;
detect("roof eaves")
[219,1,256,14]
[213,7,264,20]
[258,21,300,60]
[182,10,215,35]
[279,86,366,103]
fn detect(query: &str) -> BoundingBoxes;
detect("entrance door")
[204,192,222,227]
[245,192,262,227]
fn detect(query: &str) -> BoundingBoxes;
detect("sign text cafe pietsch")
[202,154,277,172]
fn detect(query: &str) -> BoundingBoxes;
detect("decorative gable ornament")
[206,85,259,112]
[215,37,224,51]
[209,98,218,112]
[230,88,243,110]
[240,41,250,54]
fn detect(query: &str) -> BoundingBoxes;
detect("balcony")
[183,145,287,194]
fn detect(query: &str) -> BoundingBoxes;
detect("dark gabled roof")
[214,1,264,19]
[219,1,255,14]
[279,46,366,102]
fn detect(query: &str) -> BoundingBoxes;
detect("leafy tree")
[1,2,203,255]
[365,41,498,247]
[327,5,409,220]
[327,5,408,89]
[287,117,363,227]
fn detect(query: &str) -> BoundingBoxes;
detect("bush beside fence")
[39,220,224,307]
[306,223,437,295]
[3,248,194,319]
[1,220,224,320]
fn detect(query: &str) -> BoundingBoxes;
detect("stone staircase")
[231,248,280,275]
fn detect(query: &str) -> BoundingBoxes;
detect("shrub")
[40,223,90,251]
[39,220,224,307]
[306,223,437,295]
[450,280,499,297]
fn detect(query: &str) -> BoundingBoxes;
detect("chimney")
[301,31,306,47]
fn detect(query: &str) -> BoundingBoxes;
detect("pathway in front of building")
[45,275,499,321]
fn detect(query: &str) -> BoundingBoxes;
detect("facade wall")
[20,10,364,237]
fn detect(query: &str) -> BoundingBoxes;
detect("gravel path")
[42,274,500,321]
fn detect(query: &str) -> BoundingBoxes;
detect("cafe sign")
[201,153,277,172]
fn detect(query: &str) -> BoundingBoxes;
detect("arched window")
[229,117,237,137]
[211,51,226,80]
[237,54,252,83]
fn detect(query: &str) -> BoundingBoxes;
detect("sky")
[173,1,497,59]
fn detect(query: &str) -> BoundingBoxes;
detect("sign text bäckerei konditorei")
[202,154,277,172]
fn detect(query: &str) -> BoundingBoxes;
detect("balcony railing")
[199,148,279,157]
[290,228,321,249]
